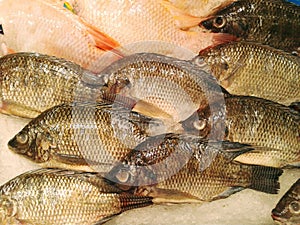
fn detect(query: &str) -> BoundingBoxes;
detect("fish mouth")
[271,212,288,224]
[7,137,28,154]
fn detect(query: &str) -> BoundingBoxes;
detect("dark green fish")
[106,133,282,203]
[199,0,300,54]
[0,169,152,225]
[272,178,300,225]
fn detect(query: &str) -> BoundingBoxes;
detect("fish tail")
[120,194,153,212]
[249,165,283,194]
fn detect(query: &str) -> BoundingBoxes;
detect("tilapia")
[0,168,152,225]
[194,41,300,105]
[0,52,104,118]
[98,52,226,124]
[60,0,235,56]
[182,95,300,168]
[199,0,300,54]
[7,101,166,173]
[106,134,283,203]
[272,178,300,225]
[0,0,121,72]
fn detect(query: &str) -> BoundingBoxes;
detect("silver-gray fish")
[0,52,103,118]
[8,101,165,173]
[0,169,152,225]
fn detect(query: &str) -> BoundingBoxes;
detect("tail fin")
[249,165,283,194]
[120,194,153,212]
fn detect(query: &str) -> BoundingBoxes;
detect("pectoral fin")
[0,100,41,118]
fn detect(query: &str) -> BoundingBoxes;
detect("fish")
[199,0,300,54]
[272,178,300,225]
[106,133,283,203]
[62,0,236,56]
[193,41,300,105]
[7,101,167,173]
[98,52,226,124]
[181,95,300,168]
[0,52,105,118]
[0,168,153,225]
[0,0,121,73]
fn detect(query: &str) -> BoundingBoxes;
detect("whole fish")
[0,52,104,118]
[199,0,300,54]
[0,169,153,225]
[272,178,300,225]
[7,101,166,173]
[107,133,254,188]
[106,134,283,203]
[182,95,300,168]
[194,41,300,105]
[0,0,121,73]
[62,0,236,56]
[98,52,226,124]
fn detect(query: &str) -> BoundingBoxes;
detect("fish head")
[272,182,300,224]
[105,161,157,191]
[200,13,249,38]
[8,127,53,163]
[0,196,17,223]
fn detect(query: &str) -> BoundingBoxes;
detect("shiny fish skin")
[106,133,253,188]
[107,139,283,203]
[99,52,225,123]
[272,178,300,225]
[0,168,153,225]
[0,52,103,118]
[195,41,300,105]
[182,95,300,168]
[199,0,300,53]
[7,101,164,173]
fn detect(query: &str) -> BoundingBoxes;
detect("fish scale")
[0,169,152,225]
[7,101,166,173]
[182,95,300,168]
[196,41,300,105]
[0,52,104,118]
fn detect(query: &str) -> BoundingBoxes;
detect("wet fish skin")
[107,135,283,203]
[182,95,300,168]
[272,179,300,225]
[99,52,225,123]
[199,0,300,53]
[0,168,153,225]
[0,52,104,118]
[7,101,164,173]
[195,41,300,105]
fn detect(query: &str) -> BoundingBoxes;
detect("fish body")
[199,0,300,53]
[64,0,235,55]
[0,169,152,225]
[107,134,282,203]
[0,52,103,118]
[195,41,300,105]
[272,178,300,225]
[8,101,164,172]
[0,0,120,72]
[99,52,225,123]
[182,95,300,168]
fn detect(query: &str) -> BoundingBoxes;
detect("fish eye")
[116,169,130,183]
[213,16,227,28]
[289,201,300,214]
[16,133,28,144]
[193,119,207,131]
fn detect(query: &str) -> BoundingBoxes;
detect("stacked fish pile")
[0,0,299,224]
